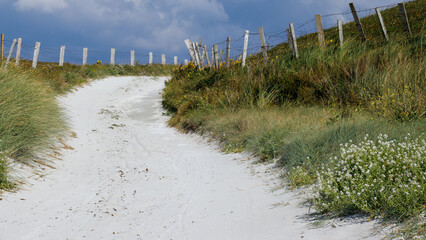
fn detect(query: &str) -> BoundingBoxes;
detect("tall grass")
[0,70,66,158]
[0,70,67,188]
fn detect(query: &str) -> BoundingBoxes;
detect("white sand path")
[0,76,384,240]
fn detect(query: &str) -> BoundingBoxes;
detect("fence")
[0,35,184,69]
[184,1,425,68]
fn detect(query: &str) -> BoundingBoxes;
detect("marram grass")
[0,70,66,188]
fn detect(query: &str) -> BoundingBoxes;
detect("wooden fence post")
[15,38,22,66]
[242,30,249,67]
[184,59,188,65]
[375,8,389,41]
[4,38,16,69]
[213,44,219,68]
[82,48,88,65]
[258,27,268,61]
[0,34,3,61]
[161,54,166,65]
[110,48,115,65]
[338,20,344,47]
[286,28,294,55]
[195,43,204,68]
[184,39,196,63]
[204,45,211,67]
[192,42,201,67]
[59,45,65,66]
[315,14,325,47]
[130,50,135,66]
[289,22,299,58]
[398,2,411,37]
[32,41,41,68]
[226,36,231,67]
[211,46,214,66]
[200,45,205,64]
[218,49,224,63]
[149,52,153,65]
[349,3,366,42]
[174,56,178,65]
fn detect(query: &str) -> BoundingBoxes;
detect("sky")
[0,0,407,64]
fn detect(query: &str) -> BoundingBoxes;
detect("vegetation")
[313,134,425,219]
[0,62,174,190]
[162,0,425,233]
[13,61,174,94]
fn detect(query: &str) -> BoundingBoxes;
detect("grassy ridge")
[0,62,174,190]
[162,0,425,230]
[13,61,174,94]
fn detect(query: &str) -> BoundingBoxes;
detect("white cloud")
[15,0,68,13]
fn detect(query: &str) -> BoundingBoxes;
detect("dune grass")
[0,70,67,188]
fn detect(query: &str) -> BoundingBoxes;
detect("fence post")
[315,14,325,47]
[289,22,299,58]
[242,30,249,67]
[211,46,214,66]
[195,43,204,68]
[338,20,344,47]
[218,49,224,63]
[82,48,88,65]
[213,44,219,68]
[4,38,17,69]
[1,34,4,66]
[184,59,188,65]
[15,38,22,66]
[184,39,196,63]
[59,45,65,66]
[398,3,411,37]
[149,52,153,65]
[192,42,201,67]
[174,56,178,65]
[375,8,389,41]
[204,45,211,67]
[349,3,366,42]
[258,27,268,62]
[286,28,294,55]
[110,48,115,65]
[226,36,231,67]
[130,50,135,66]
[161,54,166,65]
[32,41,41,68]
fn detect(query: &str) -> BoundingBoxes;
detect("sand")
[0,76,384,240]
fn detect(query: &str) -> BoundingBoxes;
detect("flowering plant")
[313,134,425,219]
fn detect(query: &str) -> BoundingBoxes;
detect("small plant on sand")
[312,134,425,220]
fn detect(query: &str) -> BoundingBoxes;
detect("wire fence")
[1,37,184,67]
[185,0,424,66]
[1,1,424,68]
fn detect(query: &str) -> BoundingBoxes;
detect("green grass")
[9,60,174,94]
[162,0,426,234]
[0,70,66,189]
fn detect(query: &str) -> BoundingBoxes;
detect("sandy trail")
[0,76,383,240]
